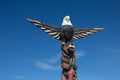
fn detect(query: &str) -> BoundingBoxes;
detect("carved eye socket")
[66,42,70,46]
[66,42,74,46]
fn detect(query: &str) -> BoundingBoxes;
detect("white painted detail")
[49,32,57,35]
[62,16,72,26]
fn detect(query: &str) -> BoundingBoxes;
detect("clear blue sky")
[0,0,120,80]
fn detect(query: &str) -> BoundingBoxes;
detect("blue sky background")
[0,0,120,80]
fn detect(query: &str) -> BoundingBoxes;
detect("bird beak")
[65,16,70,21]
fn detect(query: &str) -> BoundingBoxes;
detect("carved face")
[66,42,75,53]
[61,42,75,54]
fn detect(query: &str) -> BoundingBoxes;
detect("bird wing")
[73,27,104,40]
[27,18,61,40]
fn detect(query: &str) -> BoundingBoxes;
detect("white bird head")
[62,16,72,26]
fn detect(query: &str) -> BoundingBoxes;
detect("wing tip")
[94,27,105,30]
[26,18,41,23]
[26,18,32,22]
[99,27,105,30]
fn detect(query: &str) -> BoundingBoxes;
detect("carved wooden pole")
[61,42,78,80]
[27,17,104,80]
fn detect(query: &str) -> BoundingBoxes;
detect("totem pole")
[61,42,78,80]
[27,16,104,80]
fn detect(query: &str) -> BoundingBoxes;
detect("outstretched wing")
[73,28,104,40]
[27,18,61,40]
